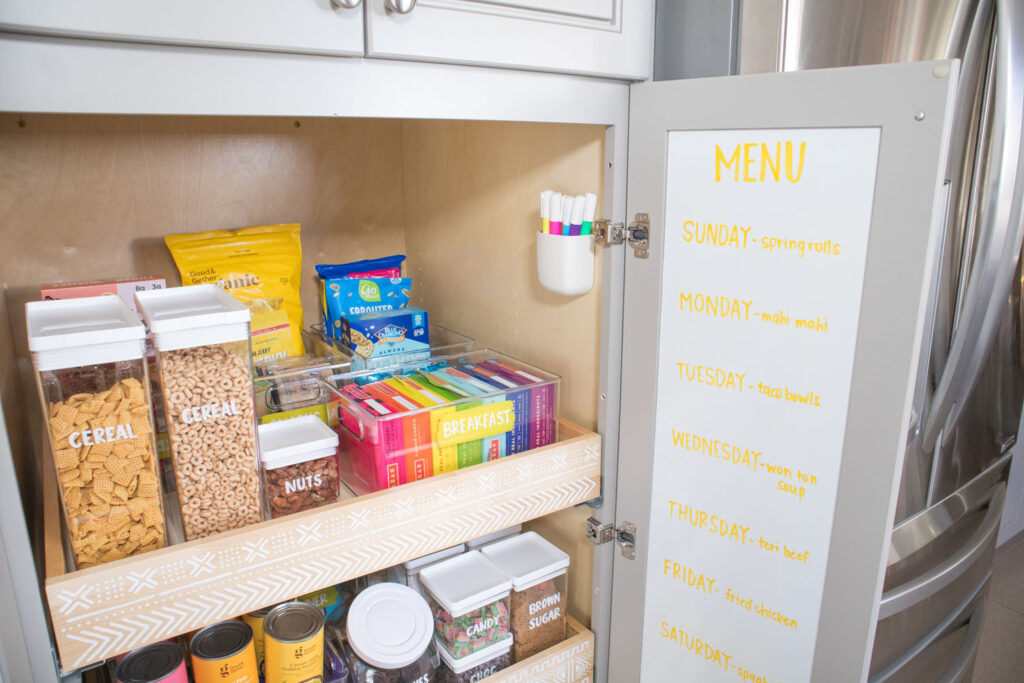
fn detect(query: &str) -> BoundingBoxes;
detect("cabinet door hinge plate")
[593,212,650,259]
[586,517,637,560]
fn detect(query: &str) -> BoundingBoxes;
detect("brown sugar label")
[527,592,562,630]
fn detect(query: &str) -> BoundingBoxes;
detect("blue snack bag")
[323,277,411,341]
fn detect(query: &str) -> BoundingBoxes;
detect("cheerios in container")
[27,296,165,568]
[136,285,263,540]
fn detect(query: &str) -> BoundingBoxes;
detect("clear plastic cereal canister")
[27,296,166,569]
[136,285,262,540]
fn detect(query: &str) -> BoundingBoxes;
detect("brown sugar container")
[26,296,166,569]
[257,415,340,519]
[136,285,262,540]
[480,531,570,662]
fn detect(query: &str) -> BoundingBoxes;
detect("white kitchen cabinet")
[0,0,365,56]
[365,0,653,79]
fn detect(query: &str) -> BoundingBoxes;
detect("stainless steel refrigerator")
[722,1,1024,679]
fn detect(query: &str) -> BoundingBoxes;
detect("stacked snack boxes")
[329,351,559,495]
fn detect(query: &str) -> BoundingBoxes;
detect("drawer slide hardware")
[592,213,651,259]
[586,517,637,560]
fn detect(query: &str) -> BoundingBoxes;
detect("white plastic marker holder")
[536,231,595,296]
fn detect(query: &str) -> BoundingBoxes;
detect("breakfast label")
[640,128,881,683]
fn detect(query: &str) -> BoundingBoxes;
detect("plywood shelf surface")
[44,420,600,670]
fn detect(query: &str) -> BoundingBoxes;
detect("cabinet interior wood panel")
[0,113,605,626]
[400,119,604,626]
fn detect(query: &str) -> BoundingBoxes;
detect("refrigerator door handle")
[877,484,1005,619]
[922,0,1024,452]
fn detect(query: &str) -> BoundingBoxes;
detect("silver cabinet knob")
[384,0,416,14]
[330,0,361,8]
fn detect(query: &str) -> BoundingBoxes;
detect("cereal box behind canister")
[27,296,166,569]
[136,285,264,541]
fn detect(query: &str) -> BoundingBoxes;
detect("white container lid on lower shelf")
[436,634,513,673]
[346,583,434,671]
[257,415,339,470]
[404,544,465,572]
[26,296,146,371]
[418,550,512,617]
[479,531,570,591]
[135,284,250,351]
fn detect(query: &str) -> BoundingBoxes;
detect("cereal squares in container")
[418,550,513,660]
[480,531,569,661]
[136,285,263,540]
[26,296,166,569]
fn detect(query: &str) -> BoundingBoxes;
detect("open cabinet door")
[607,61,959,682]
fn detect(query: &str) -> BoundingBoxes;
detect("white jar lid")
[436,634,513,673]
[418,550,512,617]
[258,415,339,469]
[479,531,569,591]
[135,285,251,351]
[346,583,433,671]
[465,525,521,550]
[27,296,146,371]
[403,544,466,573]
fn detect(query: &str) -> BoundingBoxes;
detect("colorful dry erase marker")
[569,195,585,236]
[561,195,573,236]
[540,190,553,234]
[548,192,563,234]
[581,192,598,236]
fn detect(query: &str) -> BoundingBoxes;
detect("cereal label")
[179,399,240,425]
[68,422,137,448]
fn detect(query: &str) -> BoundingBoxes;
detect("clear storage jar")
[481,531,570,662]
[257,415,340,518]
[436,635,512,683]
[346,583,436,683]
[419,551,512,660]
[27,296,166,569]
[136,285,262,540]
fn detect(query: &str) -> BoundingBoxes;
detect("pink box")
[41,276,166,316]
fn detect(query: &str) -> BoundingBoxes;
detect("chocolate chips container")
[27,296,165,569]
[418,550,512,660]
[136,285,262,540]
[257,415,340,519]
[480,531,569,661]
[436,634,513,683]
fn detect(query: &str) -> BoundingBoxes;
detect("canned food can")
[116,642,188,683]
[264,602,325,683]
[190,620,259,683]
[242,604,275,679]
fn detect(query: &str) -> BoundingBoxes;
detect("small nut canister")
[480,531,569,662]
[115,642,188,683]
[190,620,259,683]
[263,601,325,683]
[257,415,340,519]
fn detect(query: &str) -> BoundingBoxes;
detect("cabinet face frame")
[0,36,632,682]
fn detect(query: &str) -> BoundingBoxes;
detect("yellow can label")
[241,612,267,678]
[264,629,323,683]
[191,642,259,683]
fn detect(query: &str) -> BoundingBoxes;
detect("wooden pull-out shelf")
[491,616,594,683]
[45,420,600,670]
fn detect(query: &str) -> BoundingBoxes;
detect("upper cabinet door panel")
[0,0,365,56]
[365,0,653,80]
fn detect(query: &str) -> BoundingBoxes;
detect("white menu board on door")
[640,127,881,683]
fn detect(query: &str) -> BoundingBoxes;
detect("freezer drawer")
[869,483,1003,675]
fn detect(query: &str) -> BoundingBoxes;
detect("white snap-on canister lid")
[346,583,433,670]
[418,550,512,617]
[404,544,466,573]
[257,415,339,470]
[436,634,513,674]
[479,531,570,591]
[27,296,146,371]
[135,285,251,351]
[466,525,521,550]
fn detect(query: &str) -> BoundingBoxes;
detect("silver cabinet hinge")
[586,517,637,560]
[592,212,650,259]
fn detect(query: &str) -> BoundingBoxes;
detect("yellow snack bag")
[165,224,305,364]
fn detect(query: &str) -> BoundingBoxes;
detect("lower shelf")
[43,420,600,670]
[492,617,594,683]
